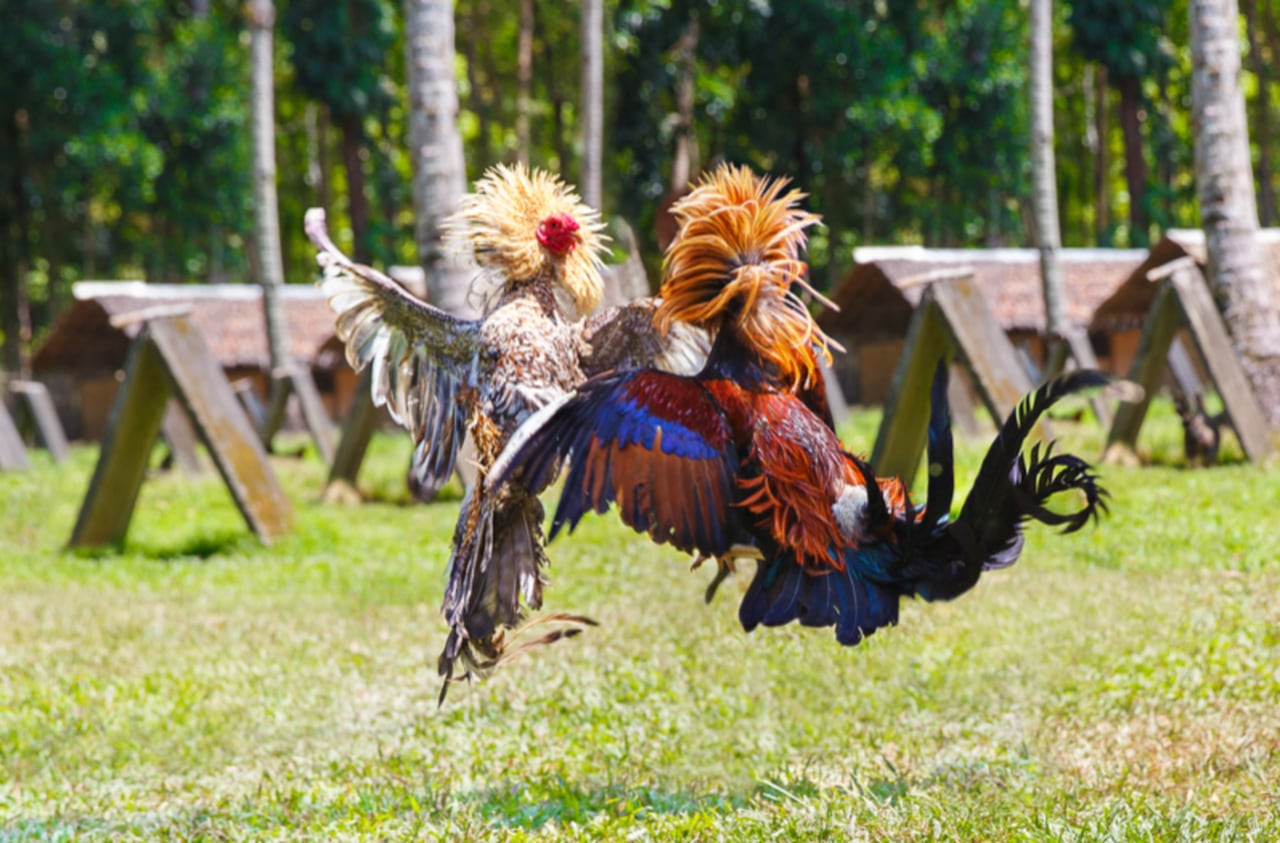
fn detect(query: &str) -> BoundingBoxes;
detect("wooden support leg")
[70,338,172,547]
[0,396,32,471]
[323,367,378,501]
[1105,282,1181,462]
[9,380,71,462]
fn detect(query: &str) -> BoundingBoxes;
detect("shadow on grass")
[469,780,744,829]
[67,529,255,563]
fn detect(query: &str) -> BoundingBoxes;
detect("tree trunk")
[461,0,493,170]
[247,0,290,371]
[1116,72,1150,246]
[670,18,699,194]
[3,111,32,377]
[1089,64,1111,244]
[580,0,603,210]
[1191,0,1280,427]
[337,112,371,262]
[1030,0,1067,369]
[516,0,534,166]
[304,102,330,214]
[405,0,475,316]
[1242,0,1276,225]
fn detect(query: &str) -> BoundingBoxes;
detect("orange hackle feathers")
[656,164,840,390]
[443,163,608,318]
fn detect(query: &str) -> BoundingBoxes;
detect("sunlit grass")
[1,399,1277,841]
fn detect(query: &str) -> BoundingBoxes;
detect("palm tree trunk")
[1242,0,1276,225]
[580,0,603,210]
[337,112,371,262]
[516,0,534,166]
[1117,73,1150,246]
[1030,0,1067,370]
[1091,65,1111,244]
[1191,0,1280,427]
[247,0,292,444]
[247,0,290,374]
[404,0,474,315]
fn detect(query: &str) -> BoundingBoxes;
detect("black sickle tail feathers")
[908,368,1112,603]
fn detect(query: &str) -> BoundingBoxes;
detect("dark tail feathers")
[910,366,1110,601]
[736,363,1111,644]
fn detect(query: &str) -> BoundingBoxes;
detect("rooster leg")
[703,552,747,604]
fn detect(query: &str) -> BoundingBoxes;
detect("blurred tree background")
[2,0,1277,367]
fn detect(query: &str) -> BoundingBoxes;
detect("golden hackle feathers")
[443,163,608,318]
[656,164,840,390]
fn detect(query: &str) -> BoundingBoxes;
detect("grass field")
[1,402,1278,841]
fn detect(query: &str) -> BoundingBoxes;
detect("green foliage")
[1067,0,1174,78]
[612,0,1034,284]
[1,411,1278,839]
[281,0,395,123]
[4,0,1270,362]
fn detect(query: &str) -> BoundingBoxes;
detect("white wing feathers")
[305,208,480,485]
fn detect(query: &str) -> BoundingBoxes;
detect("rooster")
[306,164,708,690]
[490,164,1109,647]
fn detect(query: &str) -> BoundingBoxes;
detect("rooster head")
[444,163,607,319]
[656,164,838,390]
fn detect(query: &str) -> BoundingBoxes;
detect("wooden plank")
[325,367,378,496]
[930,277,1045,438]
[871,298,950,484]
[1106,282,1182,455]
[945,363,984,437]
[1166,335,1204,400]
[820,358,851,431]
[0,400,31,471]
[160,399,204,473]
[1168,265,1272,462]
[1062,326,1113,427]
[233,379,268,431]
[258,375,291,447]
[147,316,293,541]
[9,380,71,462]
[287,365,337,464]
[70,338,171,547]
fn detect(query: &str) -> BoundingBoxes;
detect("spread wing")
[577,298,711,377]
[490,369,742,558]
[306,208,480,486]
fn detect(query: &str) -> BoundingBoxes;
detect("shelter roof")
[1090,229,1280,332]
[33,282,339,374]
[818,246,1145,339]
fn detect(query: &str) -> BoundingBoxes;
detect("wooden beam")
[8,380,69,462]
[1106,262,1272,463]
[160,399,204,473]
[1061,326,1113,428]
[70,337,172,546]
[872,274,1046,487]
[1166,335,1204,401]
[1106,282,1181,456]
[325,367,378,497]
[149,317,293,541]
[930,278,1045,435]
[70,314,293,548]
[0,400,31,471]
[286,365,336,464]
[1167,264,1272,462]
[871,298,950,484]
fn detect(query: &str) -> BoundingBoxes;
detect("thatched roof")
[818,246,1145,341]
[33,282,339,375]
[1090,229,1280,332]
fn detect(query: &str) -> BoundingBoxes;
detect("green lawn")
[1,403,1278,841]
